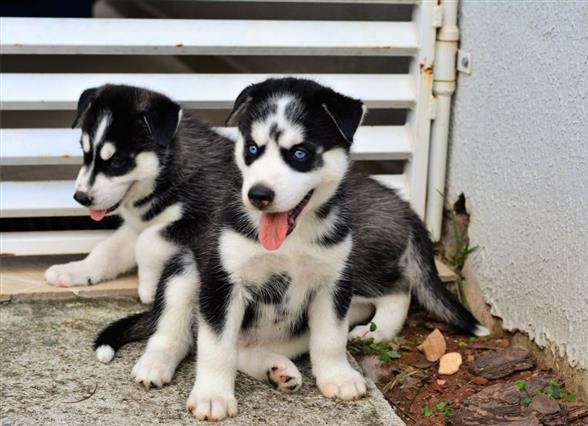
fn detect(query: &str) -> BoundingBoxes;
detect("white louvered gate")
[0,0,443,256]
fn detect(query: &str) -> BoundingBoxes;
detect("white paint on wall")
[447,2,588,368]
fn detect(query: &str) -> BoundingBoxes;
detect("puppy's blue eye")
[247,143,259,156]
[292,148,309,161]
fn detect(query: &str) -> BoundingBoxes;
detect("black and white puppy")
[44,84,234,384]
[185,78,368,421]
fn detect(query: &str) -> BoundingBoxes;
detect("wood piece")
[439,352,462,375]
[447,376,554,425]
[529,394,568,426]
[417,328,446,362]
[469,347,536,379]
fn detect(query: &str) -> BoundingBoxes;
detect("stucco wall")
[446,2,588,368]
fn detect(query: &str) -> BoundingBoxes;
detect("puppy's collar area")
[258,190,313,251]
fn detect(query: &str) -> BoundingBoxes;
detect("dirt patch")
[348,312,587,425]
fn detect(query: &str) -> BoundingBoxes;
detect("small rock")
[439,352,462,375]
[467,355,475,363]
[436,379,446,386]
[472,376,489,385]
[469,347,536,379]
[417,328,446,362]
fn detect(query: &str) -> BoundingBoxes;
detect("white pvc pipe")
[425,0,460,240]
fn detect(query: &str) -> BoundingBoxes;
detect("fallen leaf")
[472,376,489,385]
[430,381,444,393]
[417,329,447,362]
[439,352,462,375]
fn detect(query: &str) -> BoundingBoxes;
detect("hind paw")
[266,360,302,393]
[132,350,177,389]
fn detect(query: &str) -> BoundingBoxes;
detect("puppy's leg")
[309,281,367,401]
[237,345,302,393]
[348,291,411,343]
[347,301,375,326]
[186,282,244,421]
[45,224,137,287]
[135,224,178,304]
[132,255,196,389]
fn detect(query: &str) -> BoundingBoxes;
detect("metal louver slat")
[1,0,439,255]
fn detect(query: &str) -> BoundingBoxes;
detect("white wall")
[447,2,588,368]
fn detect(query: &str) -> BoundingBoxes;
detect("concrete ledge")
[0,256,458,302]
[0,299,404,425]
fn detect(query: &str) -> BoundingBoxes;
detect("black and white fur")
[44,84,234,385]
[86,81,487,419]
[185,78,369,420]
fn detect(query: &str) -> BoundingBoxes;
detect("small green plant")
[458,341,468,348]
[421,406,433,417]
[369,322,377,332]
[348,335,402,362]
[435,401,455,417]
[544,379,561,399]
[560,393,577,402]
[514,378,577,405]
[438,191,479,273]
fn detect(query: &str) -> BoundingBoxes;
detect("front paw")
[132,350,177,389]
[317,368,367,400]
[45,262,92,287]
[137,283,155,304]
[186,389,238,422]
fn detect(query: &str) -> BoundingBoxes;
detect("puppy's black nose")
[73,191,93,207]
[248,185,275,209]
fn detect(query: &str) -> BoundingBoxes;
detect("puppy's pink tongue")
[89,209,107,222]
[259,212,288,251]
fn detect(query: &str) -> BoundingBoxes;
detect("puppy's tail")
[408,224,489,337]
[94,311,155,363]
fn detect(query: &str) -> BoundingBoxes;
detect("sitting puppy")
[186,78,370,420]
[94,80,487,403]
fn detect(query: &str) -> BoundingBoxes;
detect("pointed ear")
[71,87,97,128]
[321,93,365,144]
[225,84,256,127]
[143,96,182,147]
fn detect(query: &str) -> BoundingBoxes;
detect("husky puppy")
[94,80,487,402]
[183,78,369,421]
[44,84,234,384]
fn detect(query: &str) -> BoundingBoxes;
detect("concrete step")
[0,299,405,425]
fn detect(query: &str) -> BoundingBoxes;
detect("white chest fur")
[219,225,352,342]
